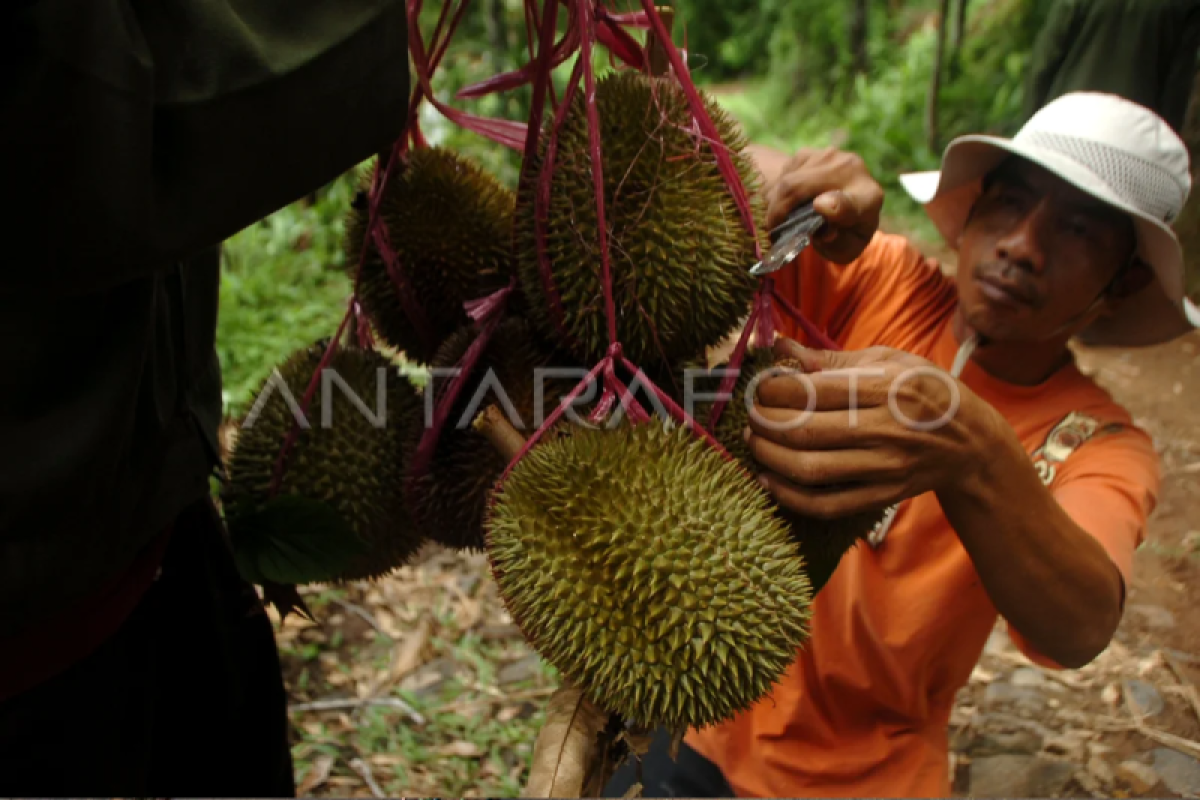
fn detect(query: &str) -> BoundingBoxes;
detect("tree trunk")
[849,0,870,80]
[952,0,968,56]
[947,0,969,80]
[483,0,509,63]
[926,0,951,152]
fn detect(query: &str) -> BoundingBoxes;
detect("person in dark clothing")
[1022,0,1200,134]
[1,1,411,794]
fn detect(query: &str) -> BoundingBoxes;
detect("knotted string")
[404,279,517,516]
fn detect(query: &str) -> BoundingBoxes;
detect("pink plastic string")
[577,0,618,351]
[771,282,841,351]
[637,0,761,261]
[618,356,732,461]
[494,359,608,488]
[405,280,516,494]
[456,27,581,99]
[705,299,760,433]
[532,56,584,344]
[407,0,529,150]
[371,221,438,356]
[267,306,354,497]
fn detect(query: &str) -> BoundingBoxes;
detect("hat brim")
[900,135,1195,347]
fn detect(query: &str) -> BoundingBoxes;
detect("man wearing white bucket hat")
[899,92,1200,342]
[611,93,1197,798]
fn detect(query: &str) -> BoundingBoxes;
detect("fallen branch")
[288,696,426,725]
[1164,649,1200,726]
[332,597,393,640]
[431,685,559,716]
[349,757,387,798]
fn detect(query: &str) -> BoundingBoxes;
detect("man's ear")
[1107,258,1154,300]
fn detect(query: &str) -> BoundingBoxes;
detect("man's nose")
[994,204,1048,274]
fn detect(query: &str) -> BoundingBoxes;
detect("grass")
[275,556,561,797]
[217,168,367,418]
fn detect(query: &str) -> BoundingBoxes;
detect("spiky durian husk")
[406,317,586,551]
[223,342,425,582]
[515,70,765,378]
[486,421,812,730]
[343,147,517,364]
[690,350,884,595]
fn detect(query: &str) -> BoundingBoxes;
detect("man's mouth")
[976,274,1035,308]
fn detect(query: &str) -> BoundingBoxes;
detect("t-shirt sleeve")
[772,231,956,347]
[1006,423,1160,669]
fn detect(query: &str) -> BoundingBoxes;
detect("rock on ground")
[968,754,1074,798]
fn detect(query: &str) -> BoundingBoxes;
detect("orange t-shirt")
[685,232,1159,798]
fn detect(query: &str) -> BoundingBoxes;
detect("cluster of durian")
[220,69,881,732]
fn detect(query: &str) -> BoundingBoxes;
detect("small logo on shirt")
[1031,411,1122,485]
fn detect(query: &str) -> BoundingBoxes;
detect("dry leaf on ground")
[433,741,486,758]
[296,753,335,796]
[365,617,433,697]
[524,684,610,798]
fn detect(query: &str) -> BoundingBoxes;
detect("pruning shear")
[748,201,826,277]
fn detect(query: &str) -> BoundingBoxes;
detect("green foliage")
[717,0,1046,235]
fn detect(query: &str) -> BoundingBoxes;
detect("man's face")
[955,158,1137,343]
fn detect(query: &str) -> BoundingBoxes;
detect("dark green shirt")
[1023,0,1200,132]
[0,0,410,637]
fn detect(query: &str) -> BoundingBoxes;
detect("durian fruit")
[406,317,587,551]
[223,341,426,584]
[690,350,884,595]
[486,421,813,731]
[515,70,764,377]
[343,146,517,364]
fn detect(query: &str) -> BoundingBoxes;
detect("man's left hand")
[745,338,1003,518]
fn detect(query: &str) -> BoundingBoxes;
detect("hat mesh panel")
[1022,131,1184,224]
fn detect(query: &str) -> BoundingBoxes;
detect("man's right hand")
[760,147,885,265]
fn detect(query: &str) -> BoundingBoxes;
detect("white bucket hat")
[899,92,1199,347]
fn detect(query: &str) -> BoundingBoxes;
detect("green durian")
[486,421,813,730]
[343,146,517,364]
[515,70,764,377]
[406,317,588,551]
[223,341,426,584]
[690,349,885,595]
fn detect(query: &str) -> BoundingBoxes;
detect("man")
[1022,0,1200,134]
[607,92,1196,797]
[0,2,410,794]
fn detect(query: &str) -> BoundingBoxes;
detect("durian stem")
[472,404,527,461]
[643,6,674,77]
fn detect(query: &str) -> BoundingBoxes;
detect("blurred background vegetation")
[218,0,1049,417]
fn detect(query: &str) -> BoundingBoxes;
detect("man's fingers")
[758,471,902,520]
[754,365,892,410]
[746,434,907,487]
[746,406,891,449]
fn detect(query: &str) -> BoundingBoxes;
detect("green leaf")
[230,494,368,586]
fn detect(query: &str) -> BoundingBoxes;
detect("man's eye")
[990,189,1024,208]
[1064,217,1093,237]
